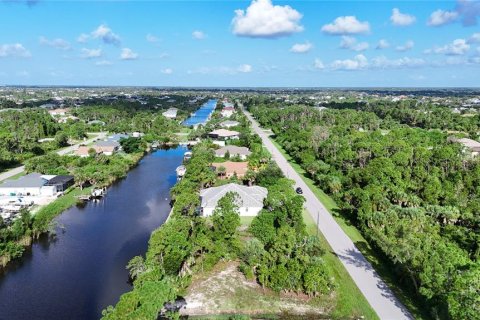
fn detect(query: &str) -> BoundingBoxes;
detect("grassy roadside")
[270,138,429,320]
[302,210,378,320]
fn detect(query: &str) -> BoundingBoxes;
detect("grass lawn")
[270,138,430,320]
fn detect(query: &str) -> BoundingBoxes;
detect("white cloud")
[321,16,370,35]
[120,48,139,60]
[91,24,121,45]
[468,32,480,43]
[146,34,159,43]
[192,30,207,40]
[427,9,459,26]
[237,64,253,73]
[425,39,470,55]
[77,33,89,43]
[331,54,368,70]
[314,58,325,69]
[95,60,112,66]
[339,36,369,51]
[290,41,313,53]
[80,48,102,59]
[376,39,390,49]
[390,8,416,26]
[232,0,303,38]
[161,68,173,74]
[371,56,426,69]
[0,43,31,58]
[396,40,414,52]
[39,36,71,50]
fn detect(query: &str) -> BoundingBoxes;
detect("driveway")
[243,108,412,320]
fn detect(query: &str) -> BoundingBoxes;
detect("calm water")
[182,99,217,126]
[0,147,185,320]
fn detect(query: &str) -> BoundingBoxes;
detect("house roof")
[212,161,248,176]
[200,183,267,209]
[107,133,129,142]
[451,137,480,152]
[220,120,240,127]
[0,173,47,188]
[95,140,120,148]
[209,129,240,137]
[214,145,251,157]
[45,175,74,186]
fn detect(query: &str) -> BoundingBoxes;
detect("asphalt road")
[0,132,107,182]
[244,109,413,320]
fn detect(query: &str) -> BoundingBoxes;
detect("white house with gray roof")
[214,145,251,160]
[220,120,240,128]
[0,173,57,196]
[200,183,267,217]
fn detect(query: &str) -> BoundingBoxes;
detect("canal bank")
[0,147,186,320]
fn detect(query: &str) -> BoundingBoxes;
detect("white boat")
[176,165,187,177]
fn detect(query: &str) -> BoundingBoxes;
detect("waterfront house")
[221,107,235,118]
[45,175,74,192]
[107,133,129,142]
[94,140,120,155]
[162,107,178,119]
[75,146,100,157]
[214,145,251,160]
[211,161,248,179]
[219,120,240,128]
[199,183,267,217]
[208,129,240,140]
[0,173,57,196]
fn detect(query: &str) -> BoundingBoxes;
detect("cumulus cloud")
[331,54,368,70]
[425,39,470,55]
[314,58,325,69]
[321,16,370,35]
[427,9,459,26]
[192,30,206,40]
[468,32,480,43]
[290,41,313,53]
[232,0,303,38]
[80,48,102,59]
[390,8,416,26]
[39,36,71,50]
[146,34,159,43]
[237,64,253,73]
[371,56,426,69]
[339,36,369,51]
[120,48,138,60]
[77,33,89,43]
[396,40,414,52]
[0,43,31,58]
[376,39,390,49]
[161,68,173,74]
[91,24,121,45]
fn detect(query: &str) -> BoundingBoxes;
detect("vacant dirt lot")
[181,261,333,318]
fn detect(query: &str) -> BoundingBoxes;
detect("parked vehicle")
[295,187,303,194]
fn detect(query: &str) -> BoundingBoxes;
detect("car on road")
[295,187,303,194]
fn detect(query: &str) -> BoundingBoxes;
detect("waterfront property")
[162,107,178,119]
[211,161,248,179]
[221,106,235,118]
[208,129,240,140]
[219,120,240,128]
[0,173,57,197]
[45,175,74,192]
[214,145,251,160]
[199,183,267,216]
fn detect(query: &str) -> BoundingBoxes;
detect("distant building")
[219,120,240,128]
[107,133,130,142]
[221,106,235,118]
[211,161,248,179]
[208,129,240,140]
[0,173,57,196]
[162,107,178,119]
[48,108,70,116]
[199,183,268,217]
[214,145,251,160]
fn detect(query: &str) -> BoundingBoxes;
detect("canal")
[182,99,217,126]
[0,147,185,320]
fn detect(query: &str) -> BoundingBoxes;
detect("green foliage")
[120,137,146,154]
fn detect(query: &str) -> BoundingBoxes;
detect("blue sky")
[0,0,479,87]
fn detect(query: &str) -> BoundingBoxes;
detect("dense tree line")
[249,103,479,320]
